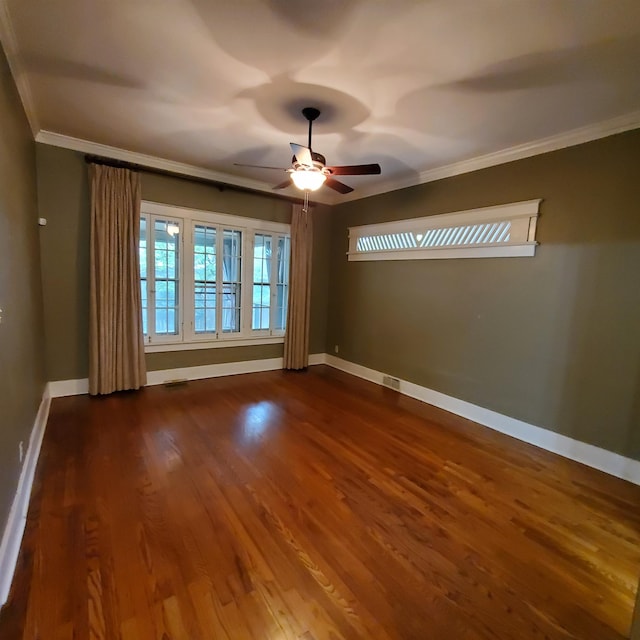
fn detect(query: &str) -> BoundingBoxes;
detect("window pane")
[223,282,238,300]
[195,308,204,332]
[154,219,180,335]
[252,234,272,330]
[252,283,271,330]
[222,283,240,332]
[205,307,216,332]
[260,307,269,328]
[156,309,167,334]
[194,254,205,281]
[194,224,217,334]
[253,234,271,284]
[194,283,216,333]
[155,249,167,278]
[156,280,167,304]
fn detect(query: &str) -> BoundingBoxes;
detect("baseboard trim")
[49,353,327,397]
[0,383,51,606]
[146,356,288,385]
[324,354,640,486]
[48,377,89,397]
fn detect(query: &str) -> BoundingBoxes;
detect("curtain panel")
[284,204,313,370]
[88,164,146,395]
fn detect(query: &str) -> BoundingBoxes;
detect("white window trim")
[143,201,290,235]
[141,201,290,353]
[144,336,284,353]
[348,199,541,261]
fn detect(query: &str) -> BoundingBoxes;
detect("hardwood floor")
[1,365,639,639]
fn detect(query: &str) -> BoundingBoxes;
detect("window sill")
[347,242,537,261]
[144,336,285,353]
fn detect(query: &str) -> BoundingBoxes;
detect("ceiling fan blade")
[327,163,381,176]
[290,143,314,168]
[272,178,292,190]
[325,178,354,194]
[234,162,287,171]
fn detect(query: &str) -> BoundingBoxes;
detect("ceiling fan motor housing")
[291,151,327,170]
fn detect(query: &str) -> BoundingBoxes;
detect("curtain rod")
[84,154,313,206]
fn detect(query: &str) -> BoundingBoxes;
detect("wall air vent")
[348,200,541,261]
[383,375,401,391]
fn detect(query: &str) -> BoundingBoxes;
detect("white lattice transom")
[348,200,540,261]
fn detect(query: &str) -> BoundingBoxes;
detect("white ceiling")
[3,0,640,202]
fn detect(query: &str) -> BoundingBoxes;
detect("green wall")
[36,144,331,381]
[328,129,640,461]
[34,128,640,461]
[0,44,46,529]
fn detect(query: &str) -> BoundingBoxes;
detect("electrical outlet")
[19,441,24,463]
[334,344,339,353]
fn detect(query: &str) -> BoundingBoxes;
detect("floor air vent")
[164,378,188,387]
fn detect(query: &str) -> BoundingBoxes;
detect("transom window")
[348,200,541,261]
[140,202,291,352]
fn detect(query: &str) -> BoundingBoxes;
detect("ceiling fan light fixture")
[290,169,327,191]
[166,222,180,237]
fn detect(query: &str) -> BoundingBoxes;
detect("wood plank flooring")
[1,365,639,639]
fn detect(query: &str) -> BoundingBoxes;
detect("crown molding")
[34,108,640,206]
[35,130,336,204]
[0,0,39,135]
[341,109,640,203]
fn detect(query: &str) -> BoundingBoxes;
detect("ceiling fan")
[234,107,381,194]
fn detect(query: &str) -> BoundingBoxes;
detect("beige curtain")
[88,164,146,395]
[284,204,313,370]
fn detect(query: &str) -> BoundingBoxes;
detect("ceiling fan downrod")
[302,107,321,150]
